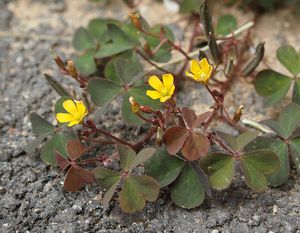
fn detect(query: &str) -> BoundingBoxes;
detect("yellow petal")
[56,113,74,123]
[199,58,210,73]
[189,59,201,76]
[75,100,87,116]
[185,71,199,81]
[146,90,161,99]
[160,96,171,102]
[67,120,80,127]
[162,73,174,91]
[169,85,175,96]
[148,75,163,91]
[63,100,77,115]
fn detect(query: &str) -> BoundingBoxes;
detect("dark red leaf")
[64,166,94,192]
[163,126,190,155]
[55,152,70,170]
[67,140,85,160]
[192,111,211,129]
[181,133,210,161]
[181,107,197,129]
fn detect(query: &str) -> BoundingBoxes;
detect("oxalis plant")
[26,0,300,213]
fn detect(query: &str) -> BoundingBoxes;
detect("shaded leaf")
[102,181,120,209]
[181,133,210,161]
[289,137,300,172]
[129,148,156,170]
[87,18,116,42]
[216,14,237,35]
[64,166,94,192]
[93,167,121,189]
[73,27,95,52]
[145,148,185,187]
[276,45,300,76]
[192,111,211,129]
[116,144,136,171]
[254,69,292,106]
[41,131,75,165]
[30,112,55,136]
[163,126,189,155]
[94,24,135,59]
[87,78,122,107]
[293,79,300,105]
[24,133,49,155]
[44,74,72,97]
[181,107,196,129]
[67,140,85,160]
[74,50,97,76]
[200,153,235,190]
[170,163,205,209]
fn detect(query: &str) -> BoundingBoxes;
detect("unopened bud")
[54,56,65,70]
[66,60,78,78]
[129,13,142,31]
[232,105,244,123]
[129,96,140,113]
[199,0,214,38]
[140,105,153,114]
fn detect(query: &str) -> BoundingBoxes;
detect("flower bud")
[140,105,153,114]
[66,60,78,78]
[129,13,142,31]
[129,96,140,113]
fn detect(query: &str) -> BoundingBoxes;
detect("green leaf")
[44,74,72,97]
[93,167,121,189]
[246,137,290,187]
[254,69,293,106]
[115,53,143,84]
[72,27,95,52]
[264,103,300,139]
[24,133,49,155]
[170,163,205,209]
[41,131,75,165]
[200,153,235,190]
[87,78,123,107]
[289,137,300,172]
[87,18,116,42]
[119,175,159,213]
[293,79,300,105]
[145,148,185,187]
[218,131,258,152]
[116,144,136,171]
[104,57,122,84]
[216,14,237,35]
[276,45,300,76]
[241,149,280,192]
[30,112,55,136]
[74,50,97,76]
[94,24,135,59]
[180,0,199,13]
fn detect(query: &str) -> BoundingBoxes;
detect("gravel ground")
[1,0,300,232]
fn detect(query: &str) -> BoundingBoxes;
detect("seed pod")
[225,57,234,77]
[208,33,221,64]
[232,105,244,124]
[242,42,265,77]
[44,73,71,97]
[156,127,163,146]
[198,50,208,61]
[140,105,153,114]
[139,37,153,56]
[199,0,214,38]
[66,60,78,78]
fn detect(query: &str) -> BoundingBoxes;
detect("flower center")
[73,112,82,122]
[160,87,169,97]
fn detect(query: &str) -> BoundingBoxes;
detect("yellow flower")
[185,58,213,84]
[146,74,175,102]
[56,100,87,127]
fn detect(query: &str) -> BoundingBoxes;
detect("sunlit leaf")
[116,144,136,171]
[163,126,189,155]
[276,45,300,76]
[74,50,97,75]
[293,79,300,105]
[93,167,121,189]
[254,69,292,106]
[73,27,95,52]
[289,137,300,172]
[129,147,156,170]
[145,148,185,187]
[200,153,235,190]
